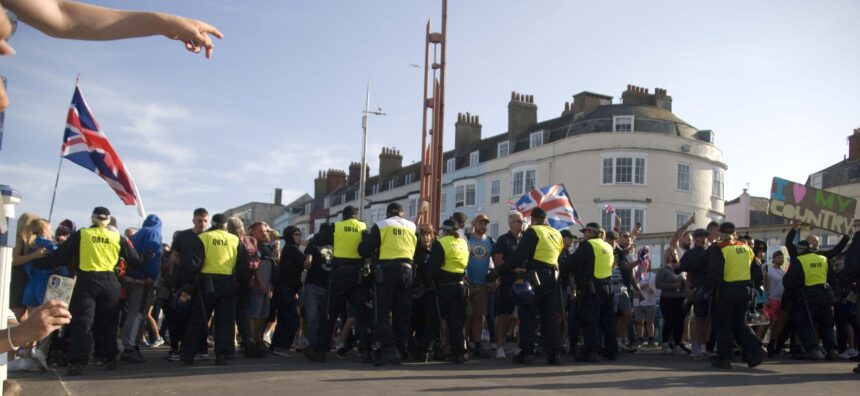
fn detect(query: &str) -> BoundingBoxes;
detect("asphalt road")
[9,346,860,395]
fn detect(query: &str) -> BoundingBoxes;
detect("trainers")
[335,347,352,359]
[512,351,534,365]
[618,342,635,353]
[263,331,273,347]
[804,349,825,361]
[676,344,691,354]
[148,337,165,348]
[104,359,117,371]
[166,350,181,361]
[825,349,838,361]
[662,343,673,355]
[372,349,401,366]
[32,350,49,371]
[495,346,506,359]
[547,354,562,365]
[21,358,44,372]
[272,347,291,357]
[838,348,859,359]
[574,351,599,362]
[198,352,211,361]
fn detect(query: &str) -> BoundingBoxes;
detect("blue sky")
[1,0,859,237]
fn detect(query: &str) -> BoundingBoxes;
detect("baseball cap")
[560,229,575,239]
[92,206,111,220]
[580,222,602,234]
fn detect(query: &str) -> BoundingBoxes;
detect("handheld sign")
[768,177,856,234]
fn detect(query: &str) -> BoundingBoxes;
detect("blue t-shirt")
[466,233,494,285]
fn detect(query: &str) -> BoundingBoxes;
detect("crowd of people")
[5,203,860,378]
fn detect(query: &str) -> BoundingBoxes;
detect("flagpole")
[48,154,64,223]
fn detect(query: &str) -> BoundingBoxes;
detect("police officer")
[181,214,250,366]
[564,221,615,362]
[705,222,765,369]
[783,240,838,360]
[308,206,373,363]
[418,219,469,363]
[359,202,417,366]
[512,208,564,365]
[47,206,141,376]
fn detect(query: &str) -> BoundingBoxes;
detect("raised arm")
[3,0,223,57]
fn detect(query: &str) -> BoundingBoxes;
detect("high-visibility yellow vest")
[797,253,828,287]
[79,227,121,272]
[587,238,614,279]
[438,235,469,274]
[721,242,753,282]
[198,229,239,275]
[334,218,366,259]
[376,217,417,261]
[531,225,563,266]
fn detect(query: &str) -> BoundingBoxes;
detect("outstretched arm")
[4,0,223,57]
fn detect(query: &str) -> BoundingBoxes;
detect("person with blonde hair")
[8,213,46,371]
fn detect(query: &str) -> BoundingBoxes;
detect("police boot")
[361,350,373,364]
[710,356,732,369]
[854,364,860,374]
[512,351,534,365]
[746,346,766,368]
[452,352,465,364]
[547,353,562,366]
[373,348,401,366]
[215,354,228,366]
[104,359,117,371]
[574,351,598,362]
[67,363,84,376]
[825,349,838,361]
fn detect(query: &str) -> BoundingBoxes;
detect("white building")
[290,84,728,242]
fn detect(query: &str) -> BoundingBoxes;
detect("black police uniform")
[565,236,616,359]
[181,228,249,365]
[514,224,564,363]
[783,250,838,357]
[419,234,469,362]
[313,217,374,361]
[705,239,764,368]
[47,224,141,373]
[359,215,418,365]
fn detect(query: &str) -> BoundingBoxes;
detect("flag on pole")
[515,184,582,230]
[61,83,145,217]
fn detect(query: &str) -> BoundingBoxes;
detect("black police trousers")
[374,262,413,355]
[580,279,616,355]
[791,286,837,352]
[316,263,372,354]
[519,268,563,355]
[68,271,121,365]
[182,274,237,359]
[420,281,467,354]
[713,283,760,360]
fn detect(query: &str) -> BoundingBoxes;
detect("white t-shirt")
[634,272,658,307]
[766,265,785,300]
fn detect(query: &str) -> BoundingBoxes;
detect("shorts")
[466,285,488,317]
[247,289,271,320]
[762,298,781,320]
[612,287,631,314]
[692,292,710,319]
[634,305,656,322]
[495,284,515,316]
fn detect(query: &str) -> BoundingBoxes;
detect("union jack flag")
[61,84,145,217]
[515,184,581,230]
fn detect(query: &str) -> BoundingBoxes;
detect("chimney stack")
[508,91,537,141]
[378,147,403,179]
[621,84,672,111]
[326,169,347,193]
[849,128,860,160]
[569,91,613,116]
[348,162,362,185]
[274,188,283,206]
[313,170,327,202]
[455,112,482,154]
